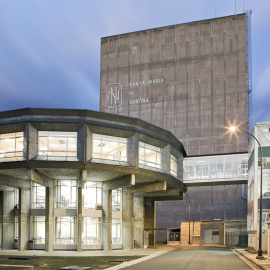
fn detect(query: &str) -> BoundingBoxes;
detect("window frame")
[38,131,77,157]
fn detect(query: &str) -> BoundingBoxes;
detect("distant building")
[0,108,186,251]
[247,122,270,252]
[100,12,252,239]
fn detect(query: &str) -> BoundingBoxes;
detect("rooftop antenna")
[235,0,236,15]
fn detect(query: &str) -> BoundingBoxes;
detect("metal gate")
[204,229,220,244]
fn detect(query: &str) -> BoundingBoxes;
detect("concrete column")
[133,195,144,249]
[127,133,139,167]
[102,188,112,251]
[78,125,92,162]
[18,188,30,251]
[25,123,38,160]
[45,187,54,251]
[161,145,171,174]
[177,154,184,180]
[122,191,134,250]
[1,190,15,249]
[144,198,155,247]
[77,187,82,251]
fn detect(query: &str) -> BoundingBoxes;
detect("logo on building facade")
[106,83,122,108]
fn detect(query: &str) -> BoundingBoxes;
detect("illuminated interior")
[38,131,77,157]
[139,142,161,169]
[92,134,127,161]
[170,155,178,177]
[0,132,24,158]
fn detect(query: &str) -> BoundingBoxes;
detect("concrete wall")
[156,184,247,232]
[181,221,200,244]
[200,221,225,245]
[100,13,248,157]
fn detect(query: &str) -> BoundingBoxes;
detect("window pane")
[38,131,77,157]
[92,134,127,161]
[82,217,101,244]
[0,132,24,159]
[55,216,76,244]
[55,180,77,208]
[32,217,45,244]
[139,142,161,168]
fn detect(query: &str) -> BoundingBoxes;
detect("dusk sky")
[0,0,269,125]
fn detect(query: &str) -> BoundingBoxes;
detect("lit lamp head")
[229,126,236,132]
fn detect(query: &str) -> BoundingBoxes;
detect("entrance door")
[204,229,220,244]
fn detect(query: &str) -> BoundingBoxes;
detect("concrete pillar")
[1,190,15,249]
[122,191,134,250]
[77,187,82,251]
[102,188,112,251]
[18,188,30,251]
[127,133,139,167]
[161,145,171,174]
[177,153,184,180]
[78,125,92,162]
[25,123,38,160]
[144,198,155,247]
[45,187,54,251]
[133,195,144,249]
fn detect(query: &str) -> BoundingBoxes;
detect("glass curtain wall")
[92,134,127,161]
[139,142,161,169]
[82,182,102,209]
[55,217,76,244]
[112,189,121,211]
[82,217,101,244]
[32,217,46,244]
[112,189,122,244]
[38,131,77,157]
[112,218,121,244]
[32,183,46,208]
[170,155,177,177]
[184,154,248,181]
[55,180,77,208]
[0,132,24,159]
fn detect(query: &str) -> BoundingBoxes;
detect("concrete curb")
[233,249,265,270]
[105,248,174,270]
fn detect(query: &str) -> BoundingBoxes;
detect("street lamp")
[229,126,264,259]
[184,192,191,245]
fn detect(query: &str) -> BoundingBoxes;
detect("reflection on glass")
[0,132,23,158]
[112,218,122,244]
[183,154,248,181]
[170,155,177,177]
[112,189,121,211]
[139,142,161,169]
[55,216,76,244]
[32,217,45,244]
[38,131,77,157]
[55,180,77,208]
[82,182,102,209]
[82,217,101,244]
[92,134,127,161]
[32,183,46,208]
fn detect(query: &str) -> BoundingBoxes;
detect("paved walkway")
[2,246,270,270]
[0,246,169,257]
[235,249,270,270]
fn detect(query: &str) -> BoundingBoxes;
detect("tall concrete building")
[100,12,252,235]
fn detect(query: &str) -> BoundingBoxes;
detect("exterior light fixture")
[229,126,264,259]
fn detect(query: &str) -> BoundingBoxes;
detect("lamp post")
[229,126,264,259]
[184,192,191,245]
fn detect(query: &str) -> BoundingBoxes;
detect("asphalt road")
[120,246,256,270]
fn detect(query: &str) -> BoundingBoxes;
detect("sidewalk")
[235,249,270,270]
[0,246,169,257]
